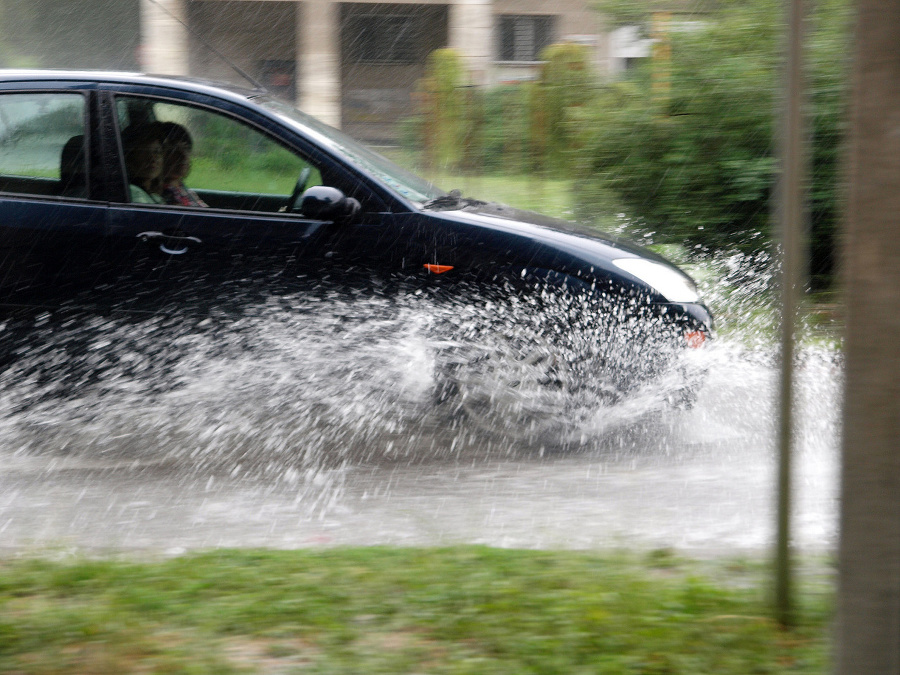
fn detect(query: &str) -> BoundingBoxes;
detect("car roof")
[0,69,263,102]
[0,67,418,207]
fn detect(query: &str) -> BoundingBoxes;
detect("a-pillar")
[449,0,494,86]
[298,0,342,128]
[139,0,190,76]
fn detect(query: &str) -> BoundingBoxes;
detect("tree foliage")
[578,0,851,286]
[412,44,597,175]
[417,48,467,169]
[407,0,850,286]
[531,43,597,172]
[0,1,33,67]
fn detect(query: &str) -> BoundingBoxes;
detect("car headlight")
[611,258,701,303]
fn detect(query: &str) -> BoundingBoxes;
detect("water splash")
[0,252,843,551]
[0,281,695,458]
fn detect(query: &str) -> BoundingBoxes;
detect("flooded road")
[0,327,840,556]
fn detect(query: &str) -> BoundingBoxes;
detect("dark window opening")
[499,15,555,62]
[344,13,422,64]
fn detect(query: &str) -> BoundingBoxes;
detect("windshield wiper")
[423,189,486,210]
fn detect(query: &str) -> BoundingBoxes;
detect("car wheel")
[455,341,569,439]
[434,333,624,446]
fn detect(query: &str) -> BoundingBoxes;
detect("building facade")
[142,0,613,141]
[2,0,644,142]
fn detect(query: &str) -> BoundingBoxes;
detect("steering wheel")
[285,167,312,213]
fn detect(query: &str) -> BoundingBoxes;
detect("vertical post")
[836,1,900,671]
[775,0,806,627]
[298,0,341,128]
[448,0,494,87]
[139,0,190,76]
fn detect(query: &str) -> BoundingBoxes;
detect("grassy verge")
[419,171,577,220]
[0,547,831,673]
[376,147,579,220]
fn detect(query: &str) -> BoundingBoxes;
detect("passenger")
[59,134,87,198]
[121,124,165,204]
[158,122,207,207]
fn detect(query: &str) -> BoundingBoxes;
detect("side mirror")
[299,186,361,224]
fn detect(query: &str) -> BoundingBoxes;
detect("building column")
[139,0,190,75]
[449,0,494,86]
[298,0,341,128]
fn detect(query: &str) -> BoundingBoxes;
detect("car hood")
[440,200,677,267]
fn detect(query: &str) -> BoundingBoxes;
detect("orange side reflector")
[685,331,706,349]
[423,264,454,274]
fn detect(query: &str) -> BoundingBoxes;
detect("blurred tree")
[530,43,596,173]
[0,0,38,67]
[481,85,531,173]
[591,0,718,32]
[836,1,900,671]
[0,0,139,70]
[417,48,466,170]
[409,44,597,176]
[458,85,485,173]
[581,0,850,288]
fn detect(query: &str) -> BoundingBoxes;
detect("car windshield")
[257,97,445,205]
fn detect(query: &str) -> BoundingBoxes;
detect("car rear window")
[0,92,86,197]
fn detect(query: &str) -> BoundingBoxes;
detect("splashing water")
[0,253,842,553]
[0,283,692,461]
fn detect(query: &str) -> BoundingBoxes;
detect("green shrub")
[406,5,849,290]
[574,0,850,288]
[418,48,466,170]
[410,44,597,177]
[531,43,597,173]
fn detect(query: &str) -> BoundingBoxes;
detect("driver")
[121,124,165,204]
[158,122,207,207]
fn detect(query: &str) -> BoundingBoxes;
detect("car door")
[0,89,108,312]
[101,93,390,313]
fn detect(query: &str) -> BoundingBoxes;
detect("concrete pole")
[298,0,342,128]
[835,1,900,671]
[448,0,494,86]
[139,0,190,76]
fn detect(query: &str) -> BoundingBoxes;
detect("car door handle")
[137,231,202,255]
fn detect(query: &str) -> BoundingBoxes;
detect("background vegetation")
[405,0,852,290]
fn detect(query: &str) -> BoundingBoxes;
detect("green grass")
[189,157,308,195]
[0,547,832,673]
[376,147,579,220]
[421,171,577,219]
[187,144,579,218]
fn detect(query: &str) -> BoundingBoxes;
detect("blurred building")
[0,0,651,142]
[146,0,614,142]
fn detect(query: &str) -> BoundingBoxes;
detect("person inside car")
[158,121,207,207]
[59,134,87,198]
[121,123,165,204]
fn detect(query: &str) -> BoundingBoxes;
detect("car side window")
[0,93,87,199]
[115,96,322,211]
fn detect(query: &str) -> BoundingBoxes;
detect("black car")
[0,70,712,437]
